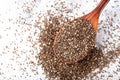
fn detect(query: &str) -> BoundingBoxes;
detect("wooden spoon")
[53,0,109,65]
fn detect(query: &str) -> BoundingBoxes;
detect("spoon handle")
[81,0,110,32]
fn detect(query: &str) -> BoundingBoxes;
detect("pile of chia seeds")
[37,0,120,80]
[38,14,105,79]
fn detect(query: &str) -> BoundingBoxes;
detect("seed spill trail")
[0,0,45,80]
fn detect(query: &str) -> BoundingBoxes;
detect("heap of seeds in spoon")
[53,18,95,64]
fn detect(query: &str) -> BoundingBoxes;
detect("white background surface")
[0,0,120,80]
